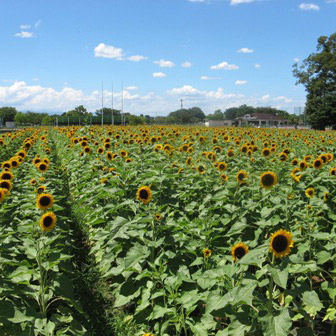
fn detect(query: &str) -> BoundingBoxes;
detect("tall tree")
[293,33,336,130]
[0,106,17,122]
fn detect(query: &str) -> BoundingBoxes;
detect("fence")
[55,114,124,126]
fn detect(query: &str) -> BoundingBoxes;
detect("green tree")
[0,106,17,122]
[14,112,28,125]
[293,33,336,130]
[41,115,54,125]
[66,105,91,117]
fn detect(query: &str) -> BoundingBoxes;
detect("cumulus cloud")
[231,0,256,4]
[294,57,300,62]
[299,3,320,10]
[20,24,31,29]
[210,61,239,70]
[154,59,175,68]
[125,86,138,90]
[153,72,166,78]
[181,61,192,68]
[94,43,124,59]
[94,43,147,61]
[127,55,148,62]
[15,31,34,38]
[254,64,261,68]
[201,76,220,80]
[238,48,254,53]
[235,80,248,85]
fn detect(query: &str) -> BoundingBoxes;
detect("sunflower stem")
[268,254,275,316]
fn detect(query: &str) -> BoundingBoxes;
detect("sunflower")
[299,161,308,170]
[0,179,12,191]
[1,161,11,169]
[305,188,315,198]
[100,178,108,184]
[279,152,288,161]
[83,146,91,154]
[197,165,206,174]
[33,157,41,165]
[323,192,329,202]
[136,186,152,204]
[37,162,48,172]
[142,333,154,336]
[97,147,105,154]
[0,188,9,202]
[36,186,46,194]
[120,150,128,157]
[217,162,227,172]
[326,153,334,162]
[125,158,132,163]
[269,229,294,258]
[40,212,57,232]
[186,156,192,165]
[36,193,54,210]
[236,170,247,183]
[261,148,271,157]
[232,243,249,262]
[330,168,336,176]
[202,248,212,258]
[0,171,14,181]
[106,151,113,160]
[220,173,228,182]
[9,157,19,168]
[291,158,298,166]
[30,179,37,186]
[312,158,323,169]
[260,171,278,189]
[154,214,162,221]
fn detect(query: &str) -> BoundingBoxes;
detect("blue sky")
[0,0,335,116]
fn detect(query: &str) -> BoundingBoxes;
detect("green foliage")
[293,32,336,130]
[0,106,17,122]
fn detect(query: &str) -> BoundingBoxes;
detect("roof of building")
[237,113,287,121]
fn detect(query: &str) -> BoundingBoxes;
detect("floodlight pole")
[180,99,183,124]
[111,82,114,125]
[101,81,104,126]
[121,82,124,126]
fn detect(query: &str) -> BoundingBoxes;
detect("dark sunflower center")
[234,247,246,260]
[12,161,18,167]
[219,164,225,170]
[37,188,44,194]
[263,150,270,156]
[40,196,51,206]
[238,173,245,181]
[0,181,9,189]
[2,173,11,180]
[85,148,90,152]
[139,189,149,199]
[3,163,10,168]
[43,216,53,227]
[315,160,321,167]
[40,164,46,171]
[332,170,336,176]
[272,235,288,253]
[198,166,205,172]
[108,153,112,159]
[308,190,313,195]
[261,174,274,187]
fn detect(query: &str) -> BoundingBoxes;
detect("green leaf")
[269,266,288,289]
[264,308,291,336]
[302,291,323,317]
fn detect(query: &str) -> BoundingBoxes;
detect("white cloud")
[238,47,254,53]
[181,61,192,68]
[231,0,256,4]
[210,61,239,70]
[20,24,31,29]
[127,55,148,62]
[15,31,34,38]
[254,64,261,68]
[201,76,220,80]
[153,72,166,78]
[0,81,302,116]
[35,19,42,28]
[294,57,300,62]
[154,59,175,68]
[94,43,124,59]
[299,3,320,10]
[235,80,248,85]
[125,86,138,90]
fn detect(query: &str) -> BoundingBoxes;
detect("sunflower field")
[0,126,336,336]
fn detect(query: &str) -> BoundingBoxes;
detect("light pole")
[180,99,183,124]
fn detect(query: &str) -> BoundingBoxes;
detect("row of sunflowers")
[1,125,336,335]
